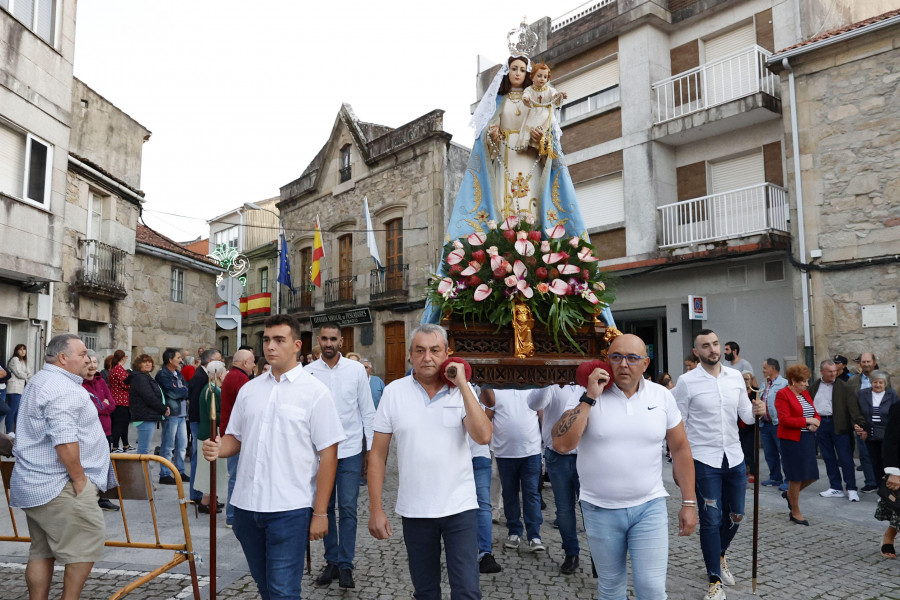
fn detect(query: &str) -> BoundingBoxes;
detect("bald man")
[552,334,698,599]
[220,348,255,527]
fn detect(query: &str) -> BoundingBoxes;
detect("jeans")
[5,392,21,433]
[233,506,311,600]
[738,423,756,473]
[694,457,747,580]
[759,421,783,483]
[857,433,877,487]
[472,456,493,557]
[401,509,480,600]
[188,421,202,502]
[159,415,187,479]
[323,451,363,570]
[496,454,543,541]
[545,449,580,556]
[136,421,157,455]
[226,453,240,524]
[815,418,857,491]
[581,497,668,600]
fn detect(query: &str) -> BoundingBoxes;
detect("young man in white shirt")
[674,329,766,600]
[306,323,375,590]
[552,333,698,599]
[203,314,345,599]
[368,323,492,600]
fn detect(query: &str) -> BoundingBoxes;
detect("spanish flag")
[311,215,324,288]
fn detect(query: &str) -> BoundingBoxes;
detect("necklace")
[507,91,524,116]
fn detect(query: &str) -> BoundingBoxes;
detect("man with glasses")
[673,329,766,600]
[552,334,698,600]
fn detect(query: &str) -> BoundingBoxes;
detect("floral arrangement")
[428,215,615,351]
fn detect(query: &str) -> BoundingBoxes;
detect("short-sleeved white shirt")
[374,375,478,518]
[226,364,346,513]
[527,384,584,454]
[491,389,541,458]
[577,379,682,509]
[306,355,375,459]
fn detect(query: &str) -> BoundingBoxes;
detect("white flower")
[453,240,464,250]
[487,220,498,230]
[524,213,536,225]
[487,246,499,257]
[540,241,551,253]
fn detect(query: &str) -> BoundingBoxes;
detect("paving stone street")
[2,435,899,599]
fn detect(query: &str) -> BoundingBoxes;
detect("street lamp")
[243,202,284,314]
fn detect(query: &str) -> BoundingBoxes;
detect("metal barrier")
[1,454,201,600]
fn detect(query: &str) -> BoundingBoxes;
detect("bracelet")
[681,500,697,506]
[313,513,327,518]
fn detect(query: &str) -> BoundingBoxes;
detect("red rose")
[559,252,570,261]
[502,230,516,242]
[449,264,463,275]
[583,269,590,280]
[567,284,576,295]
[525,256,538,268]
[493,267,506,278]
[467,275,482,287]
[549,268,560,279]
[536,267,548,280]
[472,250,487,263]
[528,230,541,241]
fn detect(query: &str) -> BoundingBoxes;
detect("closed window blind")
[576,173,624,230]
[703,22,756,62]
[556,59,619,103]
[709,151,765,193]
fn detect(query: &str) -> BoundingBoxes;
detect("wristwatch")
[579,392,596,407]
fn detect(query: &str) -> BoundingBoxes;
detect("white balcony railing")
[658,183,789,249]
[653,45,780,124]
[551,0,616,32]
[560,86,620,123]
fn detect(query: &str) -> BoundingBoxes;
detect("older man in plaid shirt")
[10,333,117,600]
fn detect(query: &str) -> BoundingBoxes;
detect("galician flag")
[311,215,324,288]
[364,196,382,269]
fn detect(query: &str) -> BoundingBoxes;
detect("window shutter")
[575,173,624,230]
[709,152,765,193]
[0,123,26,198]
[556,59,619,103]
[703,23,756,62]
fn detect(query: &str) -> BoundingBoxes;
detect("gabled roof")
[136,224,219,267]
[769,8,900,64]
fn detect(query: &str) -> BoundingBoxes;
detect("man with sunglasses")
[673,329,766,600]
[552,334,697,600]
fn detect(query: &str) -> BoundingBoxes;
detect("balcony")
[651,46,781,143]
[370,263,409,309]
[282,283,314,315]
[560,86,620,125]
[339,166,352,183]
[325,276,355,309]
[657,183,789,249]
[76,239,127,299]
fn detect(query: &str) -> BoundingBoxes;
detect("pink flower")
[568,236,580,248]
[559,263,581,275]
[493,267,506,278]
[472,249,487,263]
[460,261,482,276]
[449,264,462,275]
[524,213,536,225]
[487,220,498,230]
[545,224,566,239]
[504,275,518,287]
[500,216,520,230]
[577,248,599,262]
[536,282,550,293]
[528,230,541,242]
[446,249,465,265]
[536,267,548,280]
[467,275,482,287]
[517,230,528,240]
[582,289,600,304]
[502,230,516,242]
[512,260,534,298]
[487,246,499,257]
[437,277,455,294]
[515,239,536,256]
[548,279,569,295]
[540,240,551,253]
[453,240,464,250]
[491,255,504,271]
[468,232,487,246]
[505,261,514,273]
[543,252,567,265]
[474,284,493,301]
[594,281,606,291]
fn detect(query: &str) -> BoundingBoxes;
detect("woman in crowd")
[856,371,900,557]
[127,354,169,455]
[101,354,114,383]
[775,363,820,525]
[108,349,134,452]
[195,360,226,514]
[82,350,120,512]
[740,370,760,484]
[655,372,674,389]
[6,343,31,433]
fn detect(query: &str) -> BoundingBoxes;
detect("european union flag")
[278,234,295,293]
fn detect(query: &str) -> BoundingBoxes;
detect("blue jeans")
[323,451,363,570]
[759,421,783,483]
[856,433,877,487]
[496,454,543,541]
[815,418,857,491]
[5,392,21,433]
[227,454,240,524]
[136,421,157,455]
[545,449,580,556]
[159,415,187,479]
[401,509,480,600]
[188,421,202,502]
[581,497,668,600]
[695,457,747,580]
[472,456,493,557]
[233,506,311,600]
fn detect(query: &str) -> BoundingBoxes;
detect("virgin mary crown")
[508,19,538,59]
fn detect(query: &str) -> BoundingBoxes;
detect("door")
[341,326,355,354]
[385,218,403,292]
[709,151,766,236]
[703,22,757,106]
[384,321,406,383]
[338,234,353,300]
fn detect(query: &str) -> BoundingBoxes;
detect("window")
[557,58,619,123]
[385,218,404,291]
[0,120,53,206]
[338,234,353,300]
[259,267,269,293]
[764,260,784,282]
[214,226,239,250]
[575,173,624,230]
[219,336,230,357]
[87,191,104,240]
[2,0,56,45]
[240,334,248,347]
[339,145,352,182]
[170,268,185,303]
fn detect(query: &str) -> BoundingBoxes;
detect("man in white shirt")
[368,324,492,600]
[528,384,583,574]
[674,329,766,600]
[203,314,345,600]
[481,388,544,554]
[306,323,375,590]
[552,334,697,600]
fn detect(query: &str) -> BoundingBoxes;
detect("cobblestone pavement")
[3,443,900,599]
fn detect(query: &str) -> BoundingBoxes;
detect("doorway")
[614,308,668,381]
[384,322,406,383]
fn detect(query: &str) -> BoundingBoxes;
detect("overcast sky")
[72,0,574,242]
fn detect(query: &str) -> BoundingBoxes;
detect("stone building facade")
[768,9,900,378]
[278,104,467,382]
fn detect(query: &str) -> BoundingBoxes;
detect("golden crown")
[508,18,538,59]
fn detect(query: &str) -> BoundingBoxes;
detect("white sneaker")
[704,581,726,600]
[848,490,860,502]
[819,488,845,498]
[524,538,546,553]
[504,534,520,549]
[719,557,735,586]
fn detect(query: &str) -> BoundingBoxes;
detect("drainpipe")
[782,57,814,368]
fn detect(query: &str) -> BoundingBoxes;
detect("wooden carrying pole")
[752,413,761,593]
[209,392,218,599]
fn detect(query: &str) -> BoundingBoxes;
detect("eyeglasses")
[609,353,648,365]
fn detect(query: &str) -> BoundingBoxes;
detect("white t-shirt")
[467,385,491,460]
[374,375,478,518]
[578,379,682,509]
[226,364,346,513]
[527,384,584,454]
[491,389,541,458]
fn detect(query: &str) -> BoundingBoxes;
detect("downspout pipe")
[782,57,814,368]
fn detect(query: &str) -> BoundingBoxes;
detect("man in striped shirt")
[11,333,117,600]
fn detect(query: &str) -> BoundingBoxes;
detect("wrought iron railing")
[370,263,409,300]
[339,166,352,183]
[282,283,313,313]
[658,183,789,248]
[652,45,780,124]
[79,239,127,295]
[324,276,355,307]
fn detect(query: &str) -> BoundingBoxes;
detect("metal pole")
[275,219,283,314]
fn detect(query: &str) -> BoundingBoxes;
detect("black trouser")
[111,405,131,447]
